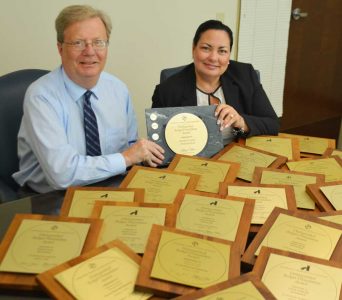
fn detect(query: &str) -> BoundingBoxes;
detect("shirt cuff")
[106,153,127,175]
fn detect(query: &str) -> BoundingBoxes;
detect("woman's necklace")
[196,84,222,105]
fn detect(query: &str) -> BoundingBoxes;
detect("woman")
[152,20,279,145]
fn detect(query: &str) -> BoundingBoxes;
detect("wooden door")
[280,0,342,140]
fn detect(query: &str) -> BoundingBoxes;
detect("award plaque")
[91,201,174,253]
[60,186,145,217]
[135,224,240,298]
[171,189,254,254]
[241,208,342,267]
[145,106,223,165]
[278,133,335,157]
[245,135,300,160]
[253,247,342,300]
[173,273,276,300]
[37,240,152,300]
[313,211,342,226]
[252,167,325,210]
[220,182,296,233]
[306,180,342,212]
[323,148,342,158]
[0,214,102,291]
[168,154,240,194]
[286,156,342,182]
[213,143,287,182]
[120,165,200,204]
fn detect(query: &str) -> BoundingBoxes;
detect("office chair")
[0,69,49,203]
[160,65,260,83]
[160,65,186,83]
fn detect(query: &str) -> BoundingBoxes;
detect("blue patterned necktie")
[83,90,102,156]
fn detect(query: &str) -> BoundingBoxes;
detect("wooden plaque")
[173,272,276,299]
[60,186,145,217]
[253,247,342,300]
[285,156,342,183]
[311,210,342,226]
[92,201,174,226]
[0,214,102,291]
[278,133,336,156]
[37,240,146,300]
[252,167,325,211]
[244,135,301,161]
[119,165,200,204]
[241,208,342,267]
[219,182,297,233]
[91,200,175,253]
[212,143,287,182]
[323,148,342,158]
[252,166,326,184]
[306,180,342,212]
[171,189,254,254]
[135,224,240,298]
[167,154,240,194]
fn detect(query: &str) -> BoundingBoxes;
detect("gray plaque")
[145,106,223,165]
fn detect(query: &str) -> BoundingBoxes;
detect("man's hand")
[122,139,165,168]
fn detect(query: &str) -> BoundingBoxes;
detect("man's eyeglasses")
[63,39,109,51]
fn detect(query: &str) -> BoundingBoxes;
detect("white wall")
[0,0,239,137]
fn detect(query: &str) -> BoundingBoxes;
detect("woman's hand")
[214,104,249,132]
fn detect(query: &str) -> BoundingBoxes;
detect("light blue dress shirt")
[13,66,138,193]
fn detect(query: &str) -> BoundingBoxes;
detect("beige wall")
[0,0,239,137]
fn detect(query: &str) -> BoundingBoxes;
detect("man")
[13,5,164,193]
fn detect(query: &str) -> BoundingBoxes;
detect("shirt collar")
[61,66,100,102]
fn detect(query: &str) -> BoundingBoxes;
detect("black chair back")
[160,65,186,83]
[0,69,49,202]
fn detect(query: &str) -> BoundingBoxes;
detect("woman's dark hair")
[193,19,233,50]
